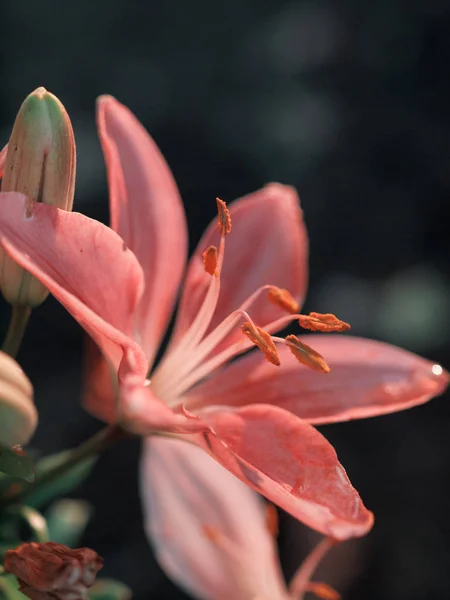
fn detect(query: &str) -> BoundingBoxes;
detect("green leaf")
[46,499,92,547]
[25,451,97,509]
[0,445,34,482]
[0,575,26,600]
[89,580,132,600]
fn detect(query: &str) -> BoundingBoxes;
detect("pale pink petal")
[0,192,146,377]
[140,437,288,600]
[0,193,207,434]
[82,341,207,432]
[118,384,209,434]
[116,350,210,434]
[0,143,8,178]
[84,336,197,433]
[97,96,188,366]
[196,404,374,541]
[171,184,308,351]
[185,336,449,423]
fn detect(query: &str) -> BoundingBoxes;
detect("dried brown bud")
[5,542,103,600]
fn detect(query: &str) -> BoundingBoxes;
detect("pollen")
[286,335,330,373]
[306,582,341,600]
[267,286,300,314]
[242,322,280,366]
[298,312,351,333]
[216,197,231,235]
[202,245,218,276]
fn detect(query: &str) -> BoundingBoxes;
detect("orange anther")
[265,503,279,537]
[202,245,218,276]
[286,335,330,373]
[306,582,341,600]
[267,287,300,314]
[242,322,280,366]
[298,312,350,333]
[216,197,231,235]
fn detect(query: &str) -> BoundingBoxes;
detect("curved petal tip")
[198,404,374,541]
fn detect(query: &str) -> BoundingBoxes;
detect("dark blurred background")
[0,0,449,598]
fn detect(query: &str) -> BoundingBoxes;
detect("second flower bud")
[0,87,76,307]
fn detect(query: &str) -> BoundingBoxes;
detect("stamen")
[298,312,350,333]
[265,503,279,537]
[157,305,344,404]
[267,286,300,314]
[285,335,330,373]
[305,582,341,600]
[154,254,348,401]
[157,308,268,402]
[176,284,275,372]
[202,245,218,276]
[152,199,228,386]
[216,197,231,235]
[242,322,280,366]
[289,537,338,600]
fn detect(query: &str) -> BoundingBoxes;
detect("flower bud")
[0,350,36,446]
[0,87,76,307]
[5,542,103,600]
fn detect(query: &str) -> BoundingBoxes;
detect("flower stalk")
[1,425,127,507]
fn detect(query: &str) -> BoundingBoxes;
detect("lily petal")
[198,404,374,541]
[185,336,449,423]
[141,437,288,600]
[0,192,146,376]
[82,340,118,423]
[83,341,206,433]
[97,96,188,366]
[117,350,209,434]
[172,184,308,351]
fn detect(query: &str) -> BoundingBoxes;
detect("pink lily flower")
[0,97,447,542]
[142,436,342,600]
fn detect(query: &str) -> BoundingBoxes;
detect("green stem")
[2,305,31,359]
[2,425,127,507]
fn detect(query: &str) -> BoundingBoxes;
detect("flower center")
[150,199,349,406]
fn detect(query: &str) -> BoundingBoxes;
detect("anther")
[298,312,350,333]
[285,335,330,373]
[202,245,218,276]
[267,286,299,314]
[216,197,231,235]
[242,322,280,366]
[306,582,341,600]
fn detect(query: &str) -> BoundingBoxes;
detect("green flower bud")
[0,87,76,307]
[0,351,36,447]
